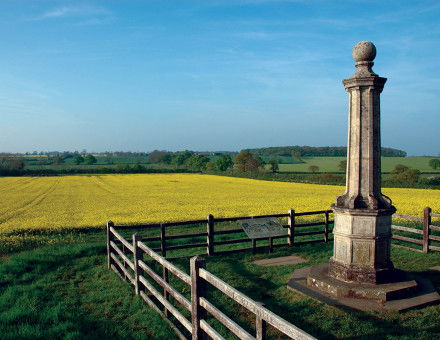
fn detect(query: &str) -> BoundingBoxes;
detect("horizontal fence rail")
[391,207,440,253]
[107,224,316,339]
[111,209,334,259]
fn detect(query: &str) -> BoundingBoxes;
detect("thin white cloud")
[36,5,112,21]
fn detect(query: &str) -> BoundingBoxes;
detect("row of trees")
[148,150,235,172]
[0,156,25,175]
[245,146,407,158]
[148,150,267,173]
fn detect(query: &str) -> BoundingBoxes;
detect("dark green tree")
[73,155,84,165]
[205,161,215,171]
[84,154,97,165]
[132,163,146,172]
[338,160,347,173]
[428,158,440,170]
[51,155,64,165]
[391,164,420,184]
[172,151,193,167]
[185,155,209,171]
[268,159,279,173]
[215,154,233,171]
[161,153,172,164]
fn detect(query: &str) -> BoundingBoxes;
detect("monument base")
[287,264,440,312]
[330,207,395,284]
[328,258,395,284]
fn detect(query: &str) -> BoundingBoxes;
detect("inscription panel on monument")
[238,218,286,239]
[352,241,373,265]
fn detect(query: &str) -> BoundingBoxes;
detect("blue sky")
[1,1,439,155]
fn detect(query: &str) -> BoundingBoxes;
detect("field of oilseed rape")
[0,174,439,234]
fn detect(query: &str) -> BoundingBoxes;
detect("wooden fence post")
[268,237,273,253]
[252,239,257,254]
[256,302,267,340]
[423,207,432,253]
[207,214,214,256]
[190,256,207,340]
[324,211,329,243]
[122,242,128,281]
[163,267,170,317]
[132,233,142,295]
[288,209,295,246]
[106,221,114,269]
[160,223,166,257]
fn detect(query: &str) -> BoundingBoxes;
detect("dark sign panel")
[238,217,287,239]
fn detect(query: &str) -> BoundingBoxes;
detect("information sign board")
[238,217,287,239]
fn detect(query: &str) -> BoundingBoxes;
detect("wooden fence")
[107,225,316,340]
[391,207,440,253]
[110,209,333,259]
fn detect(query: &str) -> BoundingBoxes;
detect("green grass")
[277,156,440,173]
[1,223,439,339]
[0,241,175,340]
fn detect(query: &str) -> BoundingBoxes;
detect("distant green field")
[24,155,149,167]
[24,163,168,171]
[276,157,440,173]
[21,155,440,174]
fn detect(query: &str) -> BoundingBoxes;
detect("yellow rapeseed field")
[0,174,439,234]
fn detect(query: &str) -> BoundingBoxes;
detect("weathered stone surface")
[308,264,417,303]
[352,41,376,62]
[288,264,440,312]
[330,208,394,283]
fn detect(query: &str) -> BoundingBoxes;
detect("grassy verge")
[0,240,175,340]
[1,226,439,339]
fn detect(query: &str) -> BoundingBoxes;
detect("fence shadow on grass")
[413,269,440,290]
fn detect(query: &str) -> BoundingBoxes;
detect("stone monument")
[329,41,395,284]
[287,42,440,311]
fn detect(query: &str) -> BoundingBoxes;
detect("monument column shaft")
[344,85,384,210]
[337,78,390,211]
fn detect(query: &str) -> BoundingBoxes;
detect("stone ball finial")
[352,41,376,62]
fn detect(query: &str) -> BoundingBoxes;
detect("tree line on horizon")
[1,145,409,158]
[243,146,407,158]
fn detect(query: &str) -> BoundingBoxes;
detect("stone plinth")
[329,207,394,284]
[288,264,440,312]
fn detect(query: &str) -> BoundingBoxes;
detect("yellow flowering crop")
[0,174,439,234]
